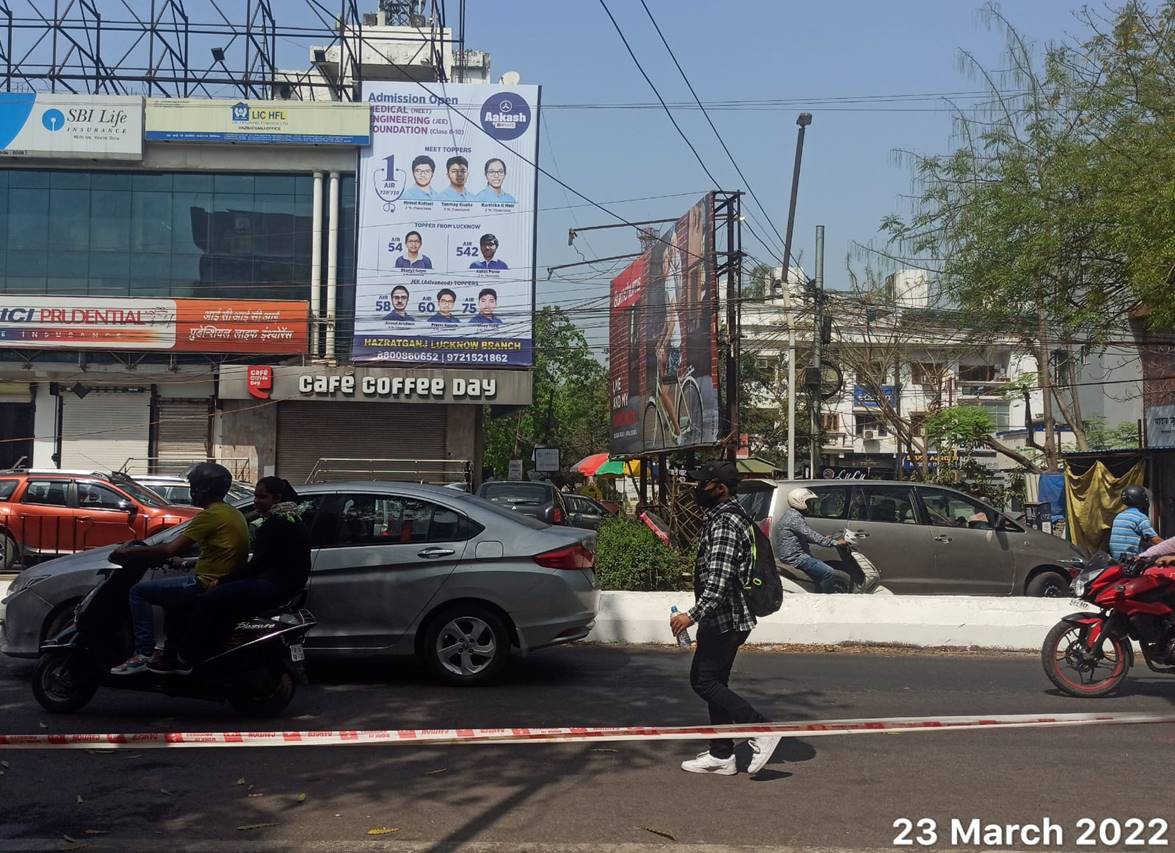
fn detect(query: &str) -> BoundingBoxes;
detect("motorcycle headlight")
[6,573,48,596]
[1073,577,1087,597]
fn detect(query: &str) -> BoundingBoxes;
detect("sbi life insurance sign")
[0,93,142,160]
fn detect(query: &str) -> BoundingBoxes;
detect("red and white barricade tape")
[0,711,1172,750]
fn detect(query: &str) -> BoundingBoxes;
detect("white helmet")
[787,487,818,511]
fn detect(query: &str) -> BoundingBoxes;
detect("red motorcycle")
[1042,554,1175,697]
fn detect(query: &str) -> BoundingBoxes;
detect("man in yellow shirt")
[110,463,250,675]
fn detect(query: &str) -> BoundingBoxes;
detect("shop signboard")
[0,93,142,159]
[608,193,719,455]
[145,98,370,145]
[0,296,308,354]
[352,81,540,367]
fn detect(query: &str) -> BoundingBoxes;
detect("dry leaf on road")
[367,827,400,836]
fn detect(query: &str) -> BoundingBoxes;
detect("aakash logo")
[41,108,66,132]
[480,93,530,141]
[231,102,250,123]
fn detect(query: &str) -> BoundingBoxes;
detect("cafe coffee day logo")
[231,102,250,123]
[480,92,530,141]
[247,366,274,400]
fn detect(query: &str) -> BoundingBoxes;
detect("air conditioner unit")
[863,430,878,441]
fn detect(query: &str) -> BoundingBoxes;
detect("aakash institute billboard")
[0,93,142,160]
[353,83,540,367]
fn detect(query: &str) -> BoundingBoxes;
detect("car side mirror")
[118,500,137,515]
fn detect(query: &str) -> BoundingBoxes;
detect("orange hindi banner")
[0,296,310,354]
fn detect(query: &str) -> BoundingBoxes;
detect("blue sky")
[458,0,1096,339]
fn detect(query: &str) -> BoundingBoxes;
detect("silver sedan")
[0,482,599,686]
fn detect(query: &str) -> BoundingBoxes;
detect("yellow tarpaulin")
[1064,461,1145,555]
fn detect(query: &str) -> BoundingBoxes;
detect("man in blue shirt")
[394,231,432,270]
[469,288,502,325]
[437,155,474,201]
[384,285,413,322]
[429,289,461,324]
[469,234,508,270]
[1108,485,1162,560]
[475,158,516,204]
[401,155,436,201]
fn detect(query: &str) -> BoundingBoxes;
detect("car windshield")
[228,483,254,503]
[736,483,775,522]
[479,483,550,506]
[455,492,549,529]
[116,478,168,508]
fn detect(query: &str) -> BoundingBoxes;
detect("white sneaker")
[680,751,737,775]
[747,734,783,775]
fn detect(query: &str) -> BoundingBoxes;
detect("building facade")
[0,94,530,486]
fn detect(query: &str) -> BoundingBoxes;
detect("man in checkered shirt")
[670,460,782,776]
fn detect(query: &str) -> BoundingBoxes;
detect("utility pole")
[780,112,812,479]
[809,225,825,476]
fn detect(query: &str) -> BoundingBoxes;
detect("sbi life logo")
[231,102,250,123]
[480,92,530,141]
[41,108,66,132]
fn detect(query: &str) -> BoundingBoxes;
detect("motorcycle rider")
[167,476,312,674]
[109,463,250,675]
[772,488,848,593]
[1108,485,1162,561]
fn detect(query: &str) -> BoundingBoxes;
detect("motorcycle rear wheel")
[1041,621,1130,698]
[33,650,99,714]
[228,668,296,717]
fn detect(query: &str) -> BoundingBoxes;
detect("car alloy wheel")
[435,615,498,678]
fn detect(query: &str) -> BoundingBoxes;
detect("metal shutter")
[154,400,210,462]
[276,402,447,485]
[62,391,150,472]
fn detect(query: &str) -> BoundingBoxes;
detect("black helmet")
[1122,484,1150,512]
[186,462,233,505]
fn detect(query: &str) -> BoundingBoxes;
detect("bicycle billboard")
[608,193,719,455]
[353,82,540,366]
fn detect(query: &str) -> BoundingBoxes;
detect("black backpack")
[725,505,783,617]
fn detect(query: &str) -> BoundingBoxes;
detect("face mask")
[695,482,720,509]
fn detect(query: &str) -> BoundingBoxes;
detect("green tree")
[880,2,1175,468]
[482,306,609,478]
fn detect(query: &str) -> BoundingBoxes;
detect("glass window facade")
[0,169,320,301]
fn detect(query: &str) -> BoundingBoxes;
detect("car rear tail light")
[759,516,773,537]
[534,543,594,570]
[551,507,565,524]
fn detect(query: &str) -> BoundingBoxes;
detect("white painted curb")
[587,591,1094,651]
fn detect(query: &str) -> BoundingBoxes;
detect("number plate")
[290,643,305,662]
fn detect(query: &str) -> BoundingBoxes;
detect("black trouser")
[177,579,283,664]
[689,622,766,759]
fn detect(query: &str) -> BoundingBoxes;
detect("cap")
[686,460,739,489]
[480,233,498,246]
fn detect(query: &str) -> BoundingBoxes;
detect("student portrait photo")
[429,288,461,324]
[469,288,503,325]
[476,158,516,204]
[438,155,474,201]
[401,155,436,201]
[469,233,508,270]
[384,285,413,322]
[395,230,432,270]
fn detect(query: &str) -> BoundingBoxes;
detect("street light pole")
[781,112,812,480]
[810,224,825,476]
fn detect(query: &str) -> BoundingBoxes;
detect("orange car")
[0,471,199,570]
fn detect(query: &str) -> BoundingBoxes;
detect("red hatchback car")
[0,471,199,570]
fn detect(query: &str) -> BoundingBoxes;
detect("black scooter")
[31,547,315,716]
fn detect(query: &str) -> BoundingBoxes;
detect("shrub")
[594,517,690,591]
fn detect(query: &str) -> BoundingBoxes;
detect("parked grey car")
[132,475,255,507]
[737,479,1084,596]
[1,482,599,685]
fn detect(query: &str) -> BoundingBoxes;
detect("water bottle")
[670,605,692,647]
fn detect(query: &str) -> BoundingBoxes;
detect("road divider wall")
[587,591,1094,651]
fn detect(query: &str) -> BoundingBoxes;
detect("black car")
[564,494,615,530]
[477,481,570,525]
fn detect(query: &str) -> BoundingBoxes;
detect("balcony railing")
[957,379,1009,398]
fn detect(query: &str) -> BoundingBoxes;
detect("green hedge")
[594,517,691,591]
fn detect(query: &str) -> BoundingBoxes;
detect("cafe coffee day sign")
[0,94,142,160]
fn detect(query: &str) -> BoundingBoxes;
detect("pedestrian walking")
[670,460,782,776]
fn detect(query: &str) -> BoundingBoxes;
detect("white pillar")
[324,171,340,362]
[310,171,324,359]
